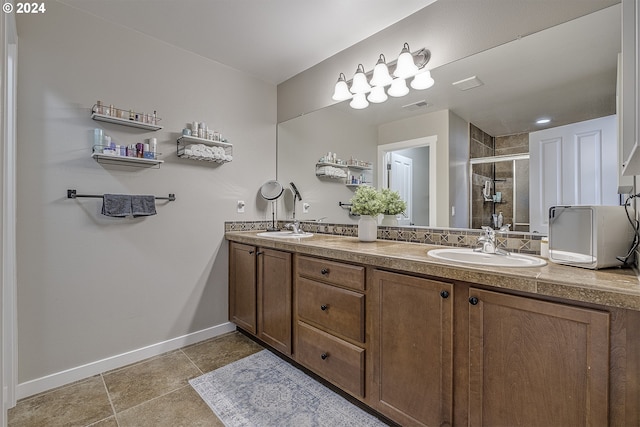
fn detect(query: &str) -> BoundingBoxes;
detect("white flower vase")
[358,215,378,242]
[380,214,399,226]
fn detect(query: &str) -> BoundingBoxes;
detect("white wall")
[277,107,377,223]
[15,2,276,395]
[449,111,470,228]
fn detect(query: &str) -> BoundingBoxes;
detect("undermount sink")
[428,248,547,268]
[257,231,314,238]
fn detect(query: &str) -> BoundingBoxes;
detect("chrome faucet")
[476,226,509,255]
[285,220,302,234]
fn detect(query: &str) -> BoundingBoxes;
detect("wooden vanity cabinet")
[294,255,366,398]
[466,287,610,427]
[228,242,292,355]
[369,269,454,427]
[229,242,257,334]
[228,238,636,426]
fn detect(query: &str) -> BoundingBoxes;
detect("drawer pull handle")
[440,290,450,299]
[320,268,330,275]
[321,353,329,360]
[469,297,479,305]
[320,304,328,311]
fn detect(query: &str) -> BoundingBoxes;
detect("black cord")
[616,193,640,266]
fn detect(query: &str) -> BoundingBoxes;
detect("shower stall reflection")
[470,155,530,232]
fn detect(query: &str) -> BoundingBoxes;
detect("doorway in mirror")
[378,136,436,227]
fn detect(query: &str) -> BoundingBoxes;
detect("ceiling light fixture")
[394,43,420,78]
[331,43,433,110]
[536,118,551,125]
[350,93,369,110]
[331,73,351,101]
[350,64,372,94]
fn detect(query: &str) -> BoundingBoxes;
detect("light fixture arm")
[342,48,431,84]
[414,48,431,70]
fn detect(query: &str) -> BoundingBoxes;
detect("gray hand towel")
[102,194,132,217]
[131,195,157,217]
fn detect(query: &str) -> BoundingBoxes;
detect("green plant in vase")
[350,186,384,216]
[379,188,407,216]
[350,186,384,241]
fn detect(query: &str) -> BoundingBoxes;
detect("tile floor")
[8,331,264,427]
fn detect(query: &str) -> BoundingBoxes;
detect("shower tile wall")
[470,124,494,159]
[495,133,529,156]
[470,124,495,229]
[470,126,530,231]
[495,133,529,232]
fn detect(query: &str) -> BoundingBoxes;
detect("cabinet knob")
[248,250,254,255]
[469,297,479,305]
[320,268,330,275]
[321,353,328,360]
[320,304,328,311]
[256,251,264,256]
[440,290,450,299]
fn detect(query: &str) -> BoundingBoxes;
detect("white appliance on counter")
[548,205,634,269]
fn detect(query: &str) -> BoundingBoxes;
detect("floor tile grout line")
[180,348,205,375]
[114,384,194,417]
[99,373,120,427]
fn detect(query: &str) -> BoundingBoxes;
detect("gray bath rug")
[189,349,388,427]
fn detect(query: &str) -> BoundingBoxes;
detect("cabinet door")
[228,242,257,334]
[468,288,609,427]
[258,248,292,355]
[369,270,453,427]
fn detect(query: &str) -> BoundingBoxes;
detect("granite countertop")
[225,231,640,312]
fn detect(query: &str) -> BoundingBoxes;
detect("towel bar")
[67,189,176,201]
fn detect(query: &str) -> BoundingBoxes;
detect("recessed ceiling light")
[536,118,551,125]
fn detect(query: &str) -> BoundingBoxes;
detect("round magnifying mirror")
[260,180,284,231]
[260,180,284,201]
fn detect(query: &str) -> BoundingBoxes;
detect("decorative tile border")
[225,220,544,255]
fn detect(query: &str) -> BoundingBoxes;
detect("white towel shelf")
[315,160,372,187]
[177,135,233,164]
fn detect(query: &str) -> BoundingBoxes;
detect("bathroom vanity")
[226,231,640,427]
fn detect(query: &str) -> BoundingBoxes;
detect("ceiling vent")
[402,100,430,111]
[452,76,484,91]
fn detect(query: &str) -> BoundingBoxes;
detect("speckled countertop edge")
[225,231,640,311]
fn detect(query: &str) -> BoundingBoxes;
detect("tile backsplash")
[225,220,543,255]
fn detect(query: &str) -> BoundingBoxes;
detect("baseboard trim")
[16,322,236,400]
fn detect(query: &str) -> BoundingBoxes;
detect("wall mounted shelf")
[91,103,162,131]
[176,135,233,163]
[316,161,372,187]
[91,112,163,131]
[91,152,164,168]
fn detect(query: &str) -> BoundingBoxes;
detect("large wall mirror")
[277,4,620,232]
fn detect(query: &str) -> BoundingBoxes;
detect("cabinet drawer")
[297,256,364,291]
[297,321,365,398]
[297,277,364,342]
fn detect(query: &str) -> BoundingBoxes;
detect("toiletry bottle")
[492,213,498,228]
[129,110,134,120]
[93,128,103,149]
[497,211,504,228]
